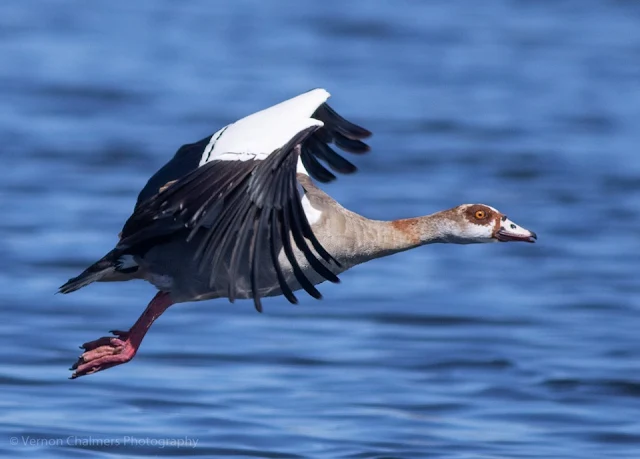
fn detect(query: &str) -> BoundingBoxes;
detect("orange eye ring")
[474,210,486,219]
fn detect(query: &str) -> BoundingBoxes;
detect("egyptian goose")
[60,88,536,379]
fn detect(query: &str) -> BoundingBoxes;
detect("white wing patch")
[199,125,229,166]
[199,88,330,166]
[296,156,308,175]
[301,192,322,225]
[210,117,324,163]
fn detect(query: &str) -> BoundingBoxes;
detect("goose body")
[61,88,536,379]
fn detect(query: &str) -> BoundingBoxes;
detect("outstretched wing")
[120,121,342,312]
[135,89,371,207]
[123,89,371,311]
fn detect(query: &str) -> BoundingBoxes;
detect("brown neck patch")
[391,218,422,245]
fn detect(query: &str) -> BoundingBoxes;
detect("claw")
[109,329,128,336]
[70,335,136,379]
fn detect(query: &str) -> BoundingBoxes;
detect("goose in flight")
[60,88,536,379]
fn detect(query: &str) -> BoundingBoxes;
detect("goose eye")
[474,210,486,219]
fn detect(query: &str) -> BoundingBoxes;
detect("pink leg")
[70,291,174,379]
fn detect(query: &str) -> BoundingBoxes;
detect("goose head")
[441,204,537,244]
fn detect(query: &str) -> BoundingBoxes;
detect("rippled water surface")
[2,1,640,458]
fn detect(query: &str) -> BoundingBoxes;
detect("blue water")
[2,0,640,457]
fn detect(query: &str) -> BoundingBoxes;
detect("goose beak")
[494,216,537,243]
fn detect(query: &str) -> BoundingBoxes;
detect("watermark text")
[10,435,199,449]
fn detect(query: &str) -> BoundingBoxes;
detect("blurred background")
[1,0,640,458]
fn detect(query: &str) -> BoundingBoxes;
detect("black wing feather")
[305,137,357,175]
[270,214,297,305]
[227,201,256,302]
[300,151,336,182]
[315,103,372,140]
[278,187,322,300]
[288,191,340,283]
[249,211,268,312]
[300,103,371,183]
